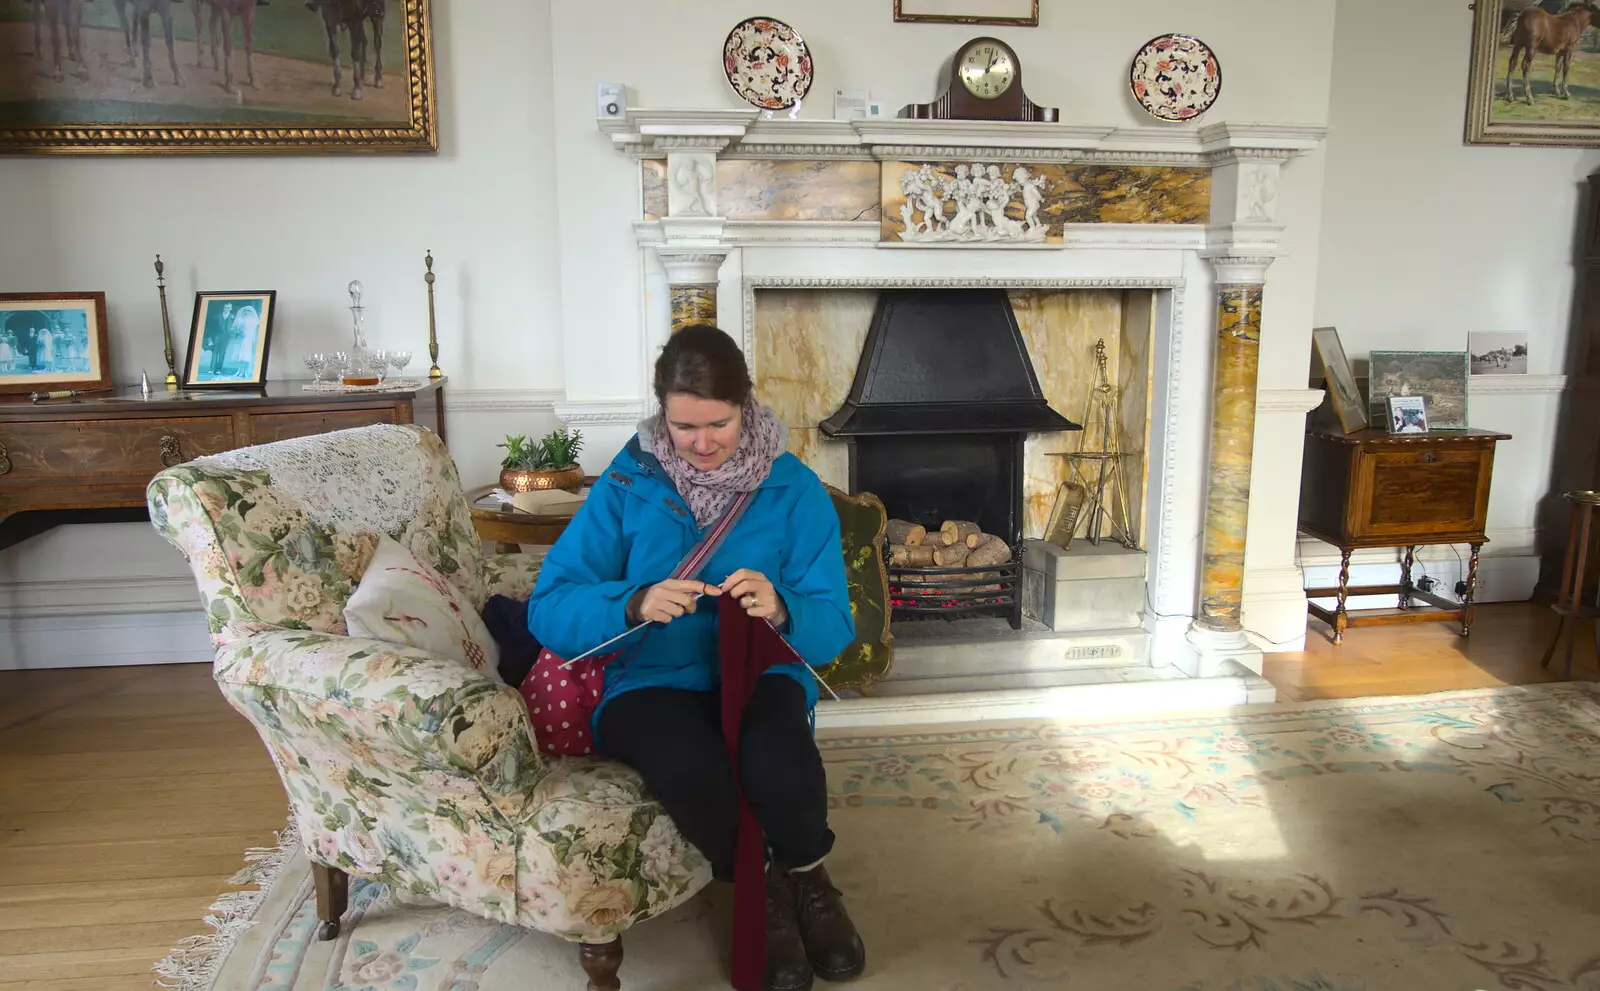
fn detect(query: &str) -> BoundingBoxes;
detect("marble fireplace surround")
[587,109,1328,711]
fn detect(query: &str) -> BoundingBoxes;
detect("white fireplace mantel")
[569,107,1329,697]
[599,108,1326,164]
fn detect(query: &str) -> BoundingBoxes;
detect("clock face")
[959,41,1016,100]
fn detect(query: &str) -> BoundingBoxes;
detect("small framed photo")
[1311,326,1368,434]
[183,292,276,389]
[1469,331,1528,375]
[893,0,1039,26]
[0,292,111,396]
[1387,395,1429,435]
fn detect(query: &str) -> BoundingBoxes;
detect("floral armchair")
[146,424,710,990]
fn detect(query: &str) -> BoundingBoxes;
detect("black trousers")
[596,674,834,882]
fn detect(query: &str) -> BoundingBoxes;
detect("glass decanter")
[340,280,383,386]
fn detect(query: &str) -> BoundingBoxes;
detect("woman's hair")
[653,323,753,407]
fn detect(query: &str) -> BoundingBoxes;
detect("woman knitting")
[526,324,865,991]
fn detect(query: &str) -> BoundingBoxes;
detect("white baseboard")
[0,610,212,670]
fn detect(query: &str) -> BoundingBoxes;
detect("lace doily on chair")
[195,424,429,535]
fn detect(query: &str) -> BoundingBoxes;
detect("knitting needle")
[558,601,844,701]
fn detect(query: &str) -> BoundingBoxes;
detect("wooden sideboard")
[1299,425,1511,643]
[0,379,445,551]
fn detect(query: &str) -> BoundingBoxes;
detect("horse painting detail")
[311,0,386,101]
[1504,2,1600,103]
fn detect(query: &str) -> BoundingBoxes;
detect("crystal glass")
[369,348,390,383]
[329,351,350,380]
[388,350,412,377]
[303,352,327,383]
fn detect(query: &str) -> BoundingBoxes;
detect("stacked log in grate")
[886,519,1020,624]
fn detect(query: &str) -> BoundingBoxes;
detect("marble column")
[658,251,727,333]
[1194,271,1267,634]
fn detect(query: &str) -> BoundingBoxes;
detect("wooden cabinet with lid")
[1298,426,1511,643]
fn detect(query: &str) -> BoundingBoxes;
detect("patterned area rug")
[164,684,1600,991]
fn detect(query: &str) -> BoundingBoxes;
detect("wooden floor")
[0,601,1594,989]
[0,665,282,991]
[1267,600,1600,701]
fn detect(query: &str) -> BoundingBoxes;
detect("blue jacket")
[526,436,855,729]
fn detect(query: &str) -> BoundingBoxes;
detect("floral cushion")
[345,536,501,678]
[145,426,487,646]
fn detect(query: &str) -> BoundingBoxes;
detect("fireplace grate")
[887,553,1023,628]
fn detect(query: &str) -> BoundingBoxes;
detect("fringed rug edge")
[153,812,300,991]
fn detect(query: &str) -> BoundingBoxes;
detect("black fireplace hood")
[819,289,1082,437]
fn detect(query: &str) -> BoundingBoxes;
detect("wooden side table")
[1298,426,1511,644]
[466,484,586,552]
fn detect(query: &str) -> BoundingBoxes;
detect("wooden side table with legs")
[1298,426,1511,644]
[466,484,587,553]
[1540,490,1600,678]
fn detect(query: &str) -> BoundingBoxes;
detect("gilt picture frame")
[1465,0,1600,147]
[0,0,436,154]
[0,291,111,395]
[893,0,1039,27]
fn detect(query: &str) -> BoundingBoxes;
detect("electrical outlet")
[1455,580,1469,597]
[1418,576,1438,593]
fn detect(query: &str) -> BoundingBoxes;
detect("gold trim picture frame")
[182,291,276,389]
[1465,0,1600,147]
[893,0,1039,27]
[0,292,111,395]
[0,0,436,154]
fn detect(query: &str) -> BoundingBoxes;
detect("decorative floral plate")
[1129,34,1221,123]
[723,16,813,111]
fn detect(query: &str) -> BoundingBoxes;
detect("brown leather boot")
[765,868,814,991]
[789,864,866,982]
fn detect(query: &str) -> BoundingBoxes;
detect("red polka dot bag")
[518,491,755,758]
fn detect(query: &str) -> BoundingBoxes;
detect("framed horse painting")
[0,0,435,153]
[1467,0,1600,146]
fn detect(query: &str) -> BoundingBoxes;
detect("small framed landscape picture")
[183,291,276,389]
[1387,395,1429,435]
[0,292,111,396]
[1469,331,1528,375]
[1368,351,1469,430]
[1311,327,1368,434]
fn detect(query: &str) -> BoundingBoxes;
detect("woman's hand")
[629,579,715,625]
[720,569,788,626]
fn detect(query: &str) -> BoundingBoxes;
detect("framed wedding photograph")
[1386,395,1429,435]
[182,291,276,389]
[0,291,111,396]
[1311,326,1368,434]
[893,0,1039,27]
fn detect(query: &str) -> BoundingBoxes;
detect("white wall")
[1306,0,1600,612]
[0,1,567,667]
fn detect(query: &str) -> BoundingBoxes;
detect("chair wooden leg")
[312,863,349,942]
[579,937,623,991]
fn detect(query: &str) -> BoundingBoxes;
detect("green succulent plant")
[499,428,584,471]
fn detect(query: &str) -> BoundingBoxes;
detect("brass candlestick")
[425,249,442,380]
[155,255,179,389]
